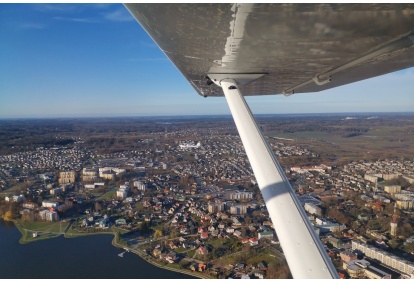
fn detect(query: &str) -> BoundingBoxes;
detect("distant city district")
[1,126,414,279]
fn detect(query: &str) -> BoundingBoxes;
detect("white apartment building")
[352,240,414,276]
[304,202,322,216]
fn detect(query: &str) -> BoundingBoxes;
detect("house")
[190,264,198,272]
[226,227,235,233]
[200,232,209,240]
[196,246,208,256]
[340,250,357,262]
[241,238,249,244]
[342,229,355,238]
[254,271,265,279]
[169,241,178,249]
[115,218,127,226]
[372,202,384,212]
[190,263,207,272]
[22,202,37,209]
[258,230,274,240]
[165,252,177,263]
[153,248,161,257]
[249,237,258,246]
[262,220,273,227]
[338,271,347,279]
[236,263,245,270]
[180,227,188,234]
[328,237,343,248]
[198,263,207,272]
[233,230,242,238]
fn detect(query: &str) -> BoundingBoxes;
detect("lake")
[0,219,195,279]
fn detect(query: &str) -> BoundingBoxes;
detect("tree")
[383,176,411,189]
[398,222,413,238]
[169,230,178,239]
[141,221,151,233]
[388,238,401,249]
[154,229,163,238]
[241,226,247,238]
[4,211,13,221]
[21,210,35,222]
[37,195,44,206]
[403,243,414,253]
[94,202,102,212]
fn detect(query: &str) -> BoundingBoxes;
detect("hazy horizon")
[1,111,414,120]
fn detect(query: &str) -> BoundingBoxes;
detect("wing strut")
[213,76,339,279]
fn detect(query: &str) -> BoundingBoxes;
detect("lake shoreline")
[6,218,206,279]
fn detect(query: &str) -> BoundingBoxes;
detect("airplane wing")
[125,3,414,279]
[125,3,414,97]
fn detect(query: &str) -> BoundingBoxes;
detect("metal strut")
[215,77,338,279]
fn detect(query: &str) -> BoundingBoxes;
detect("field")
[14,221,70,244]
[97,188,117,200]
[268,117,414,165]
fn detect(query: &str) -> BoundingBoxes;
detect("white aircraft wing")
[125,4,414,97]
[125,3,414,279]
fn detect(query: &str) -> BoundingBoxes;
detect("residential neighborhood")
[1,119,414,279]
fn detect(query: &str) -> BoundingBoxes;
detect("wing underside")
[125,3,414,97]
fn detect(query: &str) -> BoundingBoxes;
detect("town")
[0,115,413,279]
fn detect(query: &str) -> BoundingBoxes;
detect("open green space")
[14,220,70,244]
[97,188,117,200]
[271,124,414,165]
[246,250,279,266]
[213,246,281,267]
[0,183,27,195]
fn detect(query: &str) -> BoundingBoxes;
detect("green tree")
[141,221,151,233]
[398,222,413,238]
[388,238,401,249]
[367,219,381,231]
[169,230,178,239]
[403,243,414,253]
[154,229,163,238]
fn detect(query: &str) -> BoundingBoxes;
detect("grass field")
[270,125,414,165]
[0,183,27,197]
[97,188,117,200]
[15,221,70,244]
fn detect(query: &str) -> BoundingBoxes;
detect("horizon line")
[1,111,414,120]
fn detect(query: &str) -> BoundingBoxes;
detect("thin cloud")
[92,4,115,10]
[53,16,100,24]
[34,4,78,13]
[103,8,134,22]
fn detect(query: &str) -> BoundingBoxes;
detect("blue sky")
[1,3,413,118]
